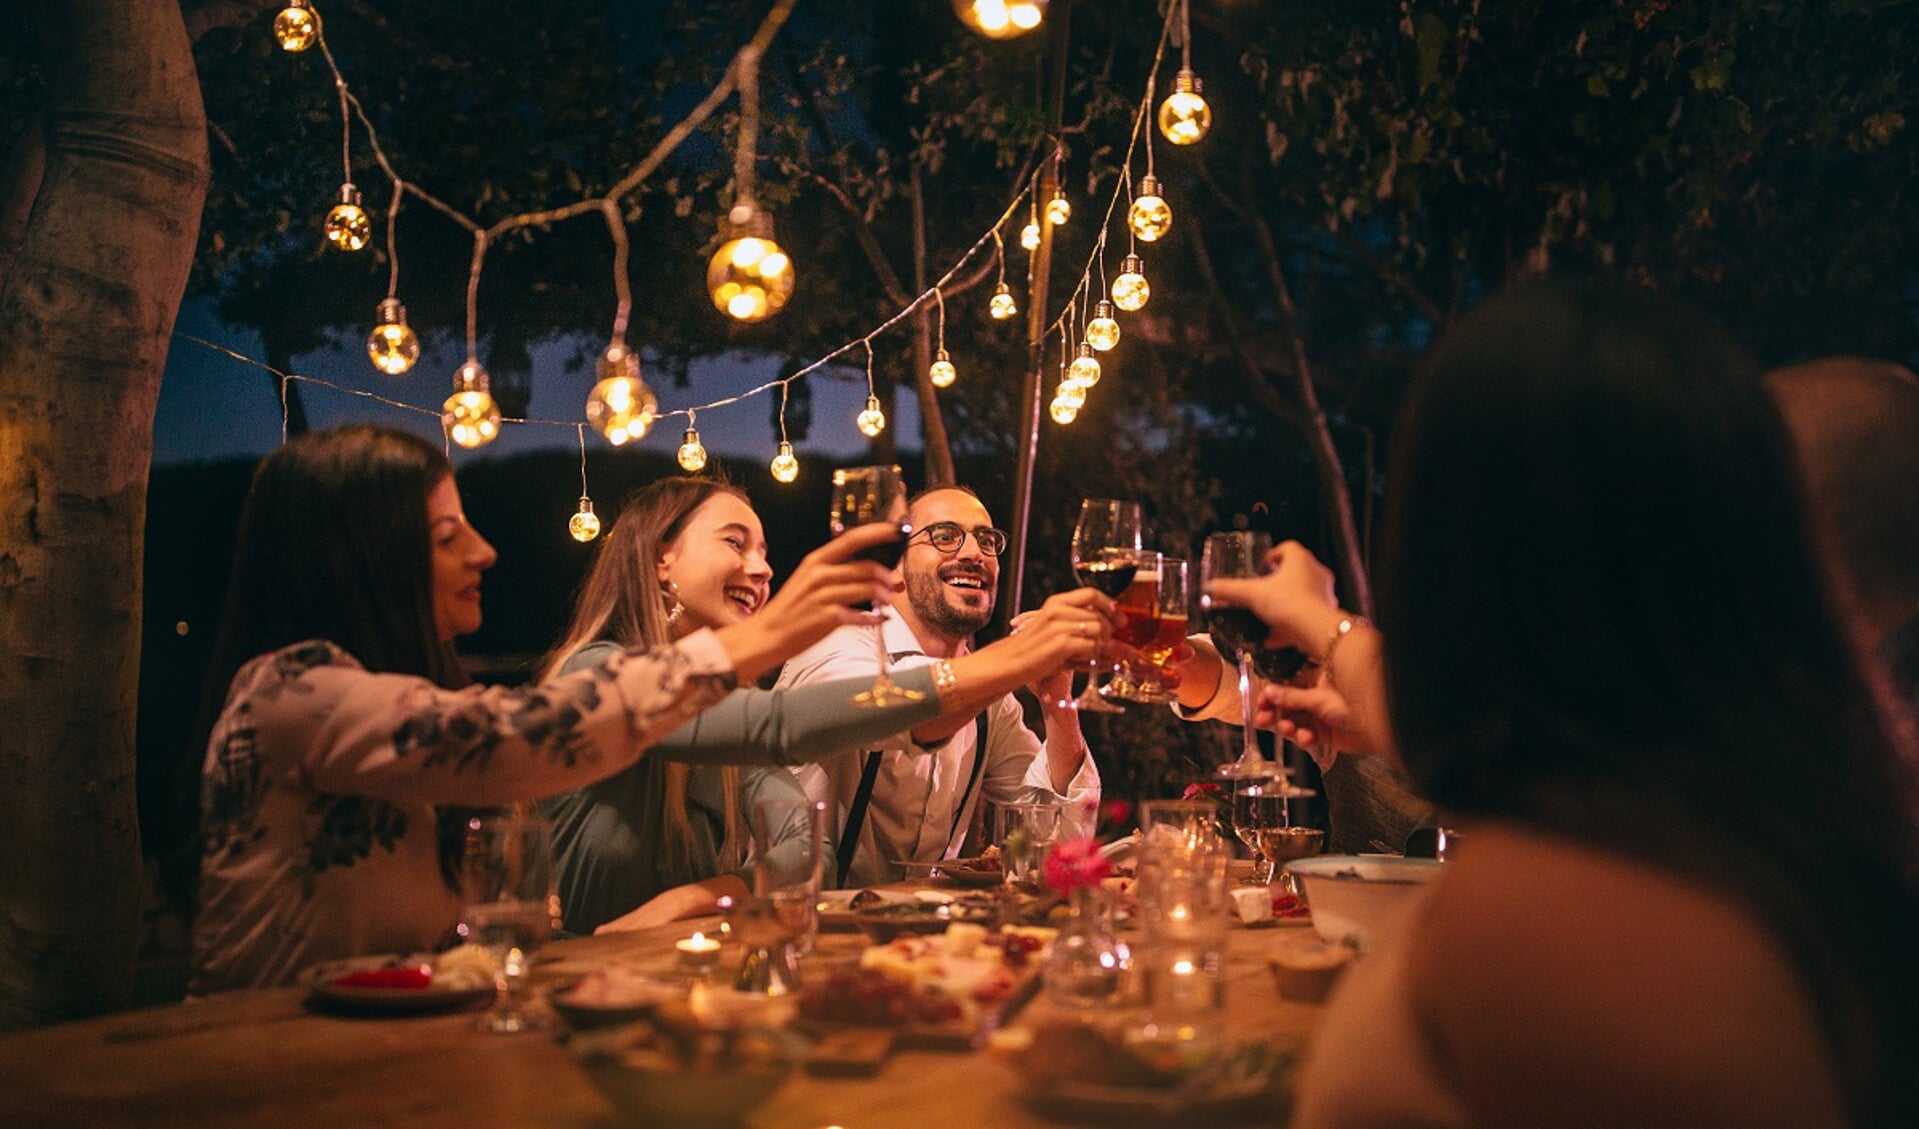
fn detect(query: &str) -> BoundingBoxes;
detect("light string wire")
[577,424,590,497]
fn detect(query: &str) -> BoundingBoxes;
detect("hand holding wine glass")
[1065,498,1145,712]
[1200,532,1289,779]
[830,465,919,707]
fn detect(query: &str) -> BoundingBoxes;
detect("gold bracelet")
[931,658,958,695]
[1319,615,1368,688]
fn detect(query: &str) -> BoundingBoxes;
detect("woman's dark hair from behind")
[1378,278,1919,1127]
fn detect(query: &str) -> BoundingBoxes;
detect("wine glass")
[995,800,1063,890]
[830,465,919,708]
[1065,498,1145,713]
[1200,531,1285,779]
[460,810,559,1033]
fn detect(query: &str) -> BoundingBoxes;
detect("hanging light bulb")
[442,360,501,449]
[856,395,887,438]
[928,348,957,389]
[707,205,795,322]
[585,343,658,446]
[365,298,419,375]
[1045,188,1071,226]
[953,0,1046,39]
[1085,300,1121,352]
[1128,174,1174,243]
[770,441,800,483]
[324,184,370,252]
[569,497,601,543]
[1067,343,1103,388]
[1049,396,1080,425]
[1019,221,1041,252]
[989,282,1018,320]
[1158,69,1213,146]
[677,426,708,473]
[273,1,318,51]
[1111,253,1151,312]
[1057,381,1088,409]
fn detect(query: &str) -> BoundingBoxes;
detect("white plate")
[303,955,493,1015]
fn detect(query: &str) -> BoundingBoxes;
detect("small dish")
[303,956,493,1015]
[549,968,685,1029]
[853,900,996,943]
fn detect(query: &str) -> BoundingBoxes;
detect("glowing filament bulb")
[928,348,957,389]
[1067,343,1103,388]
[1045,188,1071,226]
[770,441,800,484]
[365,298,419,375]
[274,1,318,51]
[1049,397,1080,425]
[1129,174,1173,243]
[989,282,1018,320]
[1020,221,1041,252]
[677,427,708,473]
[324,184,370,252]
[442,360,501,449]
[1111,253,1150,312]
[1056,382,1087,410]
[1158,69,1213,146]
[569,497,601,543]
[955,0,1045,39]
[1085,300,1120,352]
[707,206,795,322]
[856,395,887,438]
[585,343,658,446]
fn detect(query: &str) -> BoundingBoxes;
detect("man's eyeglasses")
[909,521,1010,557]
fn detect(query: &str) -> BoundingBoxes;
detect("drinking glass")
[1107,555,1187,704]
[734,799,826,995]
[994,800,1063,890]
[460,811,560,1033]
[829,465,919,708]
[1064,498,1145,713]
[1200,531,1292,779]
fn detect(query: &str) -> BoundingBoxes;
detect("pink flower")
[1043,837,1112,895]
[1098,799,1133,829]
[1181,782,1221,801]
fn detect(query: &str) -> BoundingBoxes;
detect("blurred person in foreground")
[777,486,1119,888]
[1209,280,1919,1129]
[540,478,1110,932]
[188,426,897,992]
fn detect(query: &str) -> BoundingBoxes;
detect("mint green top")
[544,643,942,933]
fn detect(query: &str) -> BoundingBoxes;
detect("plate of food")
[936,847,1005,887]
[817,887,910,932]
[549,966,686,1028]
[303,945,497,1014]
[1014,1022,1298,1123]
[801,920,1054,1050]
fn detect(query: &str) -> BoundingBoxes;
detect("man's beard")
[904,562,995,638]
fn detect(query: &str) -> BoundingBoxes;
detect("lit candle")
[675,930,722,973]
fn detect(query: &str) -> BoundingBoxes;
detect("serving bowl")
[1288,855,1443,952]
[570,1008,796,1127]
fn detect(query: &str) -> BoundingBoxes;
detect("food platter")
[302,955,494,1015]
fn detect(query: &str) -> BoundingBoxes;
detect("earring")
[662,580,684,625]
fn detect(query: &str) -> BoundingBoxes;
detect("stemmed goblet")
[460,810,560,1033]
[1064,498,1145,713]
[830,465,918,708]
[1200,531,1286,780]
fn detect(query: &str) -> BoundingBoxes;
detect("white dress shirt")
[774,610,1100,888]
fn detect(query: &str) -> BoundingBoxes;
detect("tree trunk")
[0,0,208,1028]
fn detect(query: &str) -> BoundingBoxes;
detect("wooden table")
[0,893,1332,1128]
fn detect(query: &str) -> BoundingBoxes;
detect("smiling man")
[776,486,1118,888]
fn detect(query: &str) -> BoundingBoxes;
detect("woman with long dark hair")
[542,476,1106,933]
[1211,280,1919,1129]
[188,426,900,992]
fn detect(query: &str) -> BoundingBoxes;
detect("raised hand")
[1203,540,1340,653]
[1005,587,1123,703]
[713,522,901,683]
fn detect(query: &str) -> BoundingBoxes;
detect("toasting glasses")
[1064,498,1145,713]
[460,810,560,1033]
[1200,531,1278,780]
[830,465,919,708]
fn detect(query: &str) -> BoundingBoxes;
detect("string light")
[1067,342,1103,388]
[1020,220,1041,251]
[953,0,1045,40]
[324,183,370,251]
[569,427,600,541]
[990,282,1018,320]
[1129,174,1172,242]
[365,298,418,375]
[928,290,957,388]
[1112,253,1150,311]
[273,1,318,52]
[1045,186,1071,226]
[708,205,794,322]
[677,411,708,472]
[584,341,658,446]
[770,440,800,483]
[1085,300,1120,351]
[442,359,501,449]
[1158,3,1211,146]
[856,395,887,438]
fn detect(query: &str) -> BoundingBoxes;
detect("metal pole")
[1001,0,1073,627]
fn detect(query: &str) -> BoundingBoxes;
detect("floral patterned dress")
[189,631,737,993]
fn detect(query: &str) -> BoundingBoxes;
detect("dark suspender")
[834,710,990,888]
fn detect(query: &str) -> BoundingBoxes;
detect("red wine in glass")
[1074,552,1139,598]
